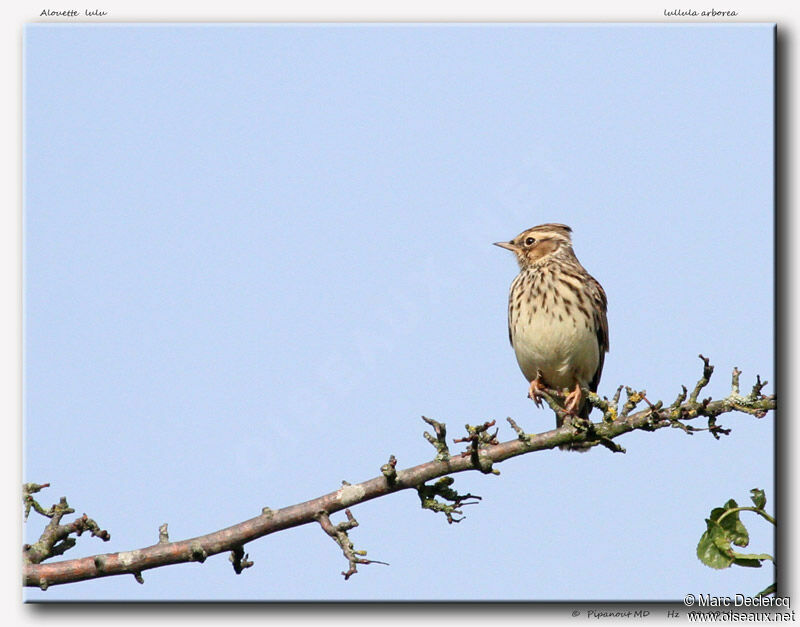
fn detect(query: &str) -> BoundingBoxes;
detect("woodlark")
[495,224,609,449]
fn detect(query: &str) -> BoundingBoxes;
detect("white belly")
[511,307,599,391]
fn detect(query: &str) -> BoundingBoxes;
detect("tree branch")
[315,508,389,580]
[23,359,774,589]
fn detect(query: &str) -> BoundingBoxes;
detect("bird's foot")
[527,377,547,408]
[563,382,583,416]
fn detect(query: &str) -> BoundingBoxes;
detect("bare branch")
[23,490,110,567]
[24,359,774,589]
[315,509,388,580]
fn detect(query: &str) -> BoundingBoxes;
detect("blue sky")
[23,23,774,601]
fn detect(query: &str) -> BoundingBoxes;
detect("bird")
[494,223,609,450]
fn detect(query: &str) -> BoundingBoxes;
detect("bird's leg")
[527,371,548,408]
[564,381,583,416]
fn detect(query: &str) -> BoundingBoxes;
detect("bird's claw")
[564,383,583,416]
[528,378,547,408]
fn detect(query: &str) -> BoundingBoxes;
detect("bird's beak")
[493,241,518,252]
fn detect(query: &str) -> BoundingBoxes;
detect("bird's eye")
[525,237,536,246]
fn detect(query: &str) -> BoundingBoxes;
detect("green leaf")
[711,500,750,548]
[697,519,734,569]
[750,488,766,510]
[698,492,774,573]
[732,556,765,568]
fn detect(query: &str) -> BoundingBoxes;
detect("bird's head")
[494,223,574,269]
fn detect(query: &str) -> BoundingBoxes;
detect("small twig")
[380,455,398,485]
[689,354,714,404]
[23,483,52,521]
[621,387,646,418]
[452,420,497,446]
[417,477,482,524]
[23,488,110,566]
[670,385,688,413]
[597,437,626,454]
[315,510,387,580]
[422,416,450,461]
[506,417,531,444]
[731,367,742,395]
[454,421,500,474]
[639,394,666,431]
[229,545,254,575]
[705,416,732,439]
[49,537,77,559]
[748,375,768,402]
[611,385,624,408]
[585,390,617,423]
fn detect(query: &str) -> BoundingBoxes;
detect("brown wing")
[588,276,609,393]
